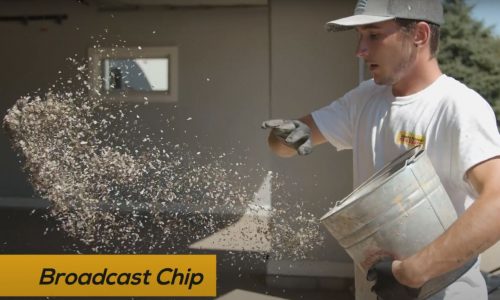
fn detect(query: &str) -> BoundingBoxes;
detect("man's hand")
[367,258,420,300]
[261,119,312,156]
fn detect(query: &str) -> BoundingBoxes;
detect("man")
[262,0,500,299]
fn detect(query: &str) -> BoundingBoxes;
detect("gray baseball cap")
[325,0,444,32]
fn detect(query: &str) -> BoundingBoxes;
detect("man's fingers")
[262,118,314,156]
[367,268,378,282]
[297,139,313,156]
[261,119,295,130]
[285,128,308,144]
[374,259,394,276]
[261,119,284,128]
[366,258,420,300]
[368,258,394,278]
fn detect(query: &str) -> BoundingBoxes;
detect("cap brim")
[325,15,395,32]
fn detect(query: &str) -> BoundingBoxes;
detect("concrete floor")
[2,204,499,300]
[0,205,354,300]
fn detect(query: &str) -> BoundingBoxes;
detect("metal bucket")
[320,147,475,299]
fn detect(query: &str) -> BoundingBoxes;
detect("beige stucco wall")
[0,0,360,277]
[267,0,359,277]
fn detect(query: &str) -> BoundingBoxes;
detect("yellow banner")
[0,254,216,297]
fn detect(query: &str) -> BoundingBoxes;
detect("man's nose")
[356,40,368,58]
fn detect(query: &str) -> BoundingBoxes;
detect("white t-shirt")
[312,74,500,215]
[312,74,500,300]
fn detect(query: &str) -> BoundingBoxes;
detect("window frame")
[88,46,178,103]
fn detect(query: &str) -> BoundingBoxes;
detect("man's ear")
[414,21,431,48]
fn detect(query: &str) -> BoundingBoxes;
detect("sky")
[465,0,500,36]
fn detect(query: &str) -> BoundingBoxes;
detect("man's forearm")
[395,189,500,287]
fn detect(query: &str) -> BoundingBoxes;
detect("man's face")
[355,20,417,86]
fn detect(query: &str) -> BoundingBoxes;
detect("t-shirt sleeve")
[311,87,361,151]
[449,91,500,187]
[312,97,352,151]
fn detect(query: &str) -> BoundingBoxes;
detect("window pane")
[102,58,169,92]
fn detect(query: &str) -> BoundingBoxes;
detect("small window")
[88,46,178,103]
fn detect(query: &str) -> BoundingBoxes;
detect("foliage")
[439,0,500,122]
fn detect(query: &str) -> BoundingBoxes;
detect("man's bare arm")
[393,156,500,287]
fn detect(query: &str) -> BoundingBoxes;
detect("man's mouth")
[368,63,379,71]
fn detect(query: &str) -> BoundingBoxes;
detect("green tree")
[439,0,500,123]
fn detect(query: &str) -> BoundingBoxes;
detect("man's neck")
[392,58,442,97]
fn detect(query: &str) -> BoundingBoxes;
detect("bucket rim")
[320,146,424,222]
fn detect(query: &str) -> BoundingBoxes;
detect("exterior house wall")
[0,0,359,277]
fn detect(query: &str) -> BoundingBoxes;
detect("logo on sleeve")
[396,131,425,147]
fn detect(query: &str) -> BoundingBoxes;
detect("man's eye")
[369,34,379,39]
